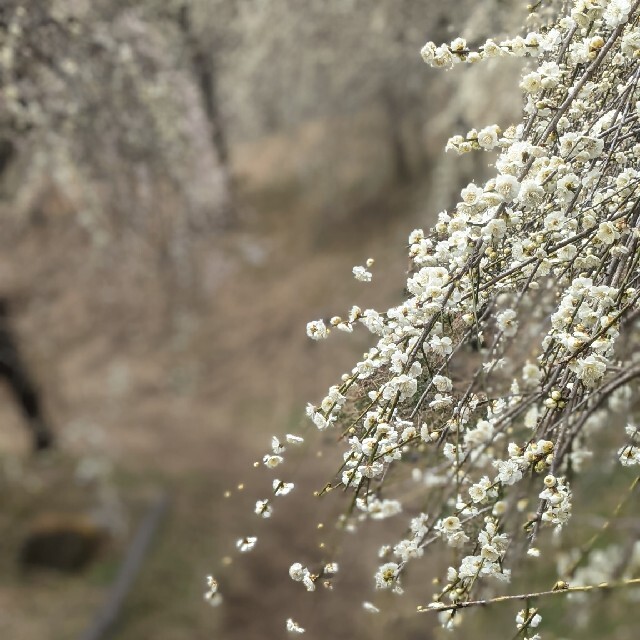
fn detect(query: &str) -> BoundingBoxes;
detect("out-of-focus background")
[0,1,525,638]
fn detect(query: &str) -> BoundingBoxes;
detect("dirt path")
[0,178,438,639]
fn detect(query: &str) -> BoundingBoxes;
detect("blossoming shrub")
[212,1,640,636]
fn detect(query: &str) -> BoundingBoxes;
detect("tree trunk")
[177,5,235,225]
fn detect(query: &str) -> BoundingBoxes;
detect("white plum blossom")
[236,536,257,553]
[362,601,380,614]
[539,476,572,528]
[520,71,543,93]
[477,124,500,150]
[495,173,520,201]
[618,445,640,466]
[289,562,316,592]
[522,362,543,386]
[204,576,222,607]
[429,335,453,356]
[570,355,607,387]
[516,608,542,629]
[263,454,284,468]
[494,458,525,486]
[273,479,295,496]
[497,309,518,337]
[255,499,273,518]
[306,319,329,340]
[286,618,305,634]
[353,265,372,282]
[289,562,307,582]
[375,562,400,589]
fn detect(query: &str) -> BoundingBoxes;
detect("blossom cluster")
[217,1,640,635]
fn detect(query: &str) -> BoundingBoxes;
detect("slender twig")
[418,578,640,614]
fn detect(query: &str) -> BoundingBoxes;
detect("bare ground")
[0,165,439,640]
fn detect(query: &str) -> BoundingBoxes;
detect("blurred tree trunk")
[0,298,54,451]
[381,87,412,185]
[0,139,15,179]
[177,4,235,225]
